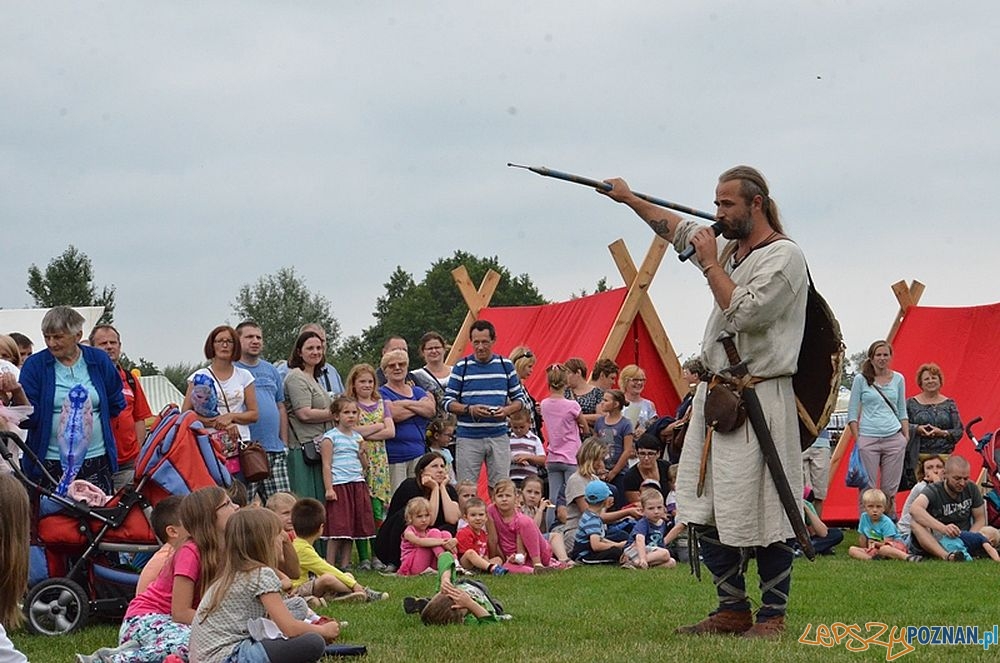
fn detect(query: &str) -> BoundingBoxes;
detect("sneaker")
[372,558,388,572]
[906,554,923,563]
[403,596,430,614]
[675,610,753,635]
[363,587,389,602]
[620,561,637,570]
[491,565,509,576]
[743,615,785,640]
[358,559,373,572]
[378,563,397,576]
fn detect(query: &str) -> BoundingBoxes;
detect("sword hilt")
[716,332,748,378]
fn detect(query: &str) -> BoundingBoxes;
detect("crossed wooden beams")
[887,279,925,344]
[445,236,686,399]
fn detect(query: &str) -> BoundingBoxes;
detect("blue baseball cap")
[584,480,612,504]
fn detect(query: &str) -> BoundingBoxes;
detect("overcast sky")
[3,2,997,369]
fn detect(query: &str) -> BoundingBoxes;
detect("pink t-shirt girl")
[540,397,583,464]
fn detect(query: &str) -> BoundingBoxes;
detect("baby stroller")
[966,417,1000,528]
[1,405,231,635]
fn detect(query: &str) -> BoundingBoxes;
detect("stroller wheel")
[24,577,89,635]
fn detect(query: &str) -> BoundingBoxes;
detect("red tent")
[454,287,683,417]
[824,301,1000,525]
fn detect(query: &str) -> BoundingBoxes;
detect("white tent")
[138,375,185,414]
[0,306,106,347]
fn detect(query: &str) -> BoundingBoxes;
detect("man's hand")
[599,178,634,204]
[941,523,961,538]
[691,225,721,268]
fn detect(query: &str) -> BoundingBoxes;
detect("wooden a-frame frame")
[445,237,685,398]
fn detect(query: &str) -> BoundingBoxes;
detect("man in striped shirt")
[443,320,529,495]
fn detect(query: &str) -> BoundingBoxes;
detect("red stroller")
[2,405,231,635]
[965,417,1000,528]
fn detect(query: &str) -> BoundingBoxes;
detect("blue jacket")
[18,344,126,482]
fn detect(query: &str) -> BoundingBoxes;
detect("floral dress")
[358,399,392,521]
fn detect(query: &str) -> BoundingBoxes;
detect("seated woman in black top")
[622,433,672,504]
[374,452,460,571]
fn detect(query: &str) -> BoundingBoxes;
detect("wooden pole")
[446,266,500,365]
[607,238,686,400]
[597,237,666,364]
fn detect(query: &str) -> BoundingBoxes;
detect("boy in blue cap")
[573,480,627,563]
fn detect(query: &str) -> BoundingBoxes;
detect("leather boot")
[675,609,753,635]
[743,614,786,639]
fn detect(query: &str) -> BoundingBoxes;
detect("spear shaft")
[508,163,719,261]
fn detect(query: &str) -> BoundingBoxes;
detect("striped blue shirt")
[442,354,529,439]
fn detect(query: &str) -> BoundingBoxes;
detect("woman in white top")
[619,364,658,438]
[182,325,258,452]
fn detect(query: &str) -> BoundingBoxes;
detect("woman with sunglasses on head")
[622,433,672,505]
[509,346,541,438]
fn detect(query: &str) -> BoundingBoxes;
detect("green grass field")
[10,545,1000,662]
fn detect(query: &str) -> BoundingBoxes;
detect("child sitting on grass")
[573,480,627,564]
[399,496,459,575]
[404,552,511,625]
[264,492,302,581]
[290,498,388,602]
[137,496,185,594]
[621,488,676,569]
[487,479,561,573]
[456,497,507,575]
[849,488,908,561]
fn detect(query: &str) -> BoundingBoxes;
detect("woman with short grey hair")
[18,306,125,494]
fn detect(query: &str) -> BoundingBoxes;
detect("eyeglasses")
[637,450,659,458]
[214,338,234,346]
[629,378,647,383]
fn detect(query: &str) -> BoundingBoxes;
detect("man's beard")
[720,211,753,240]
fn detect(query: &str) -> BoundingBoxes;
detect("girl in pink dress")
[398,497,458,575]
[487,479,564,573]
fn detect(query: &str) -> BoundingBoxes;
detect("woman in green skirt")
[284,331,335,519]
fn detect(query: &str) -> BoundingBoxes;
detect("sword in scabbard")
[716,332,816,561]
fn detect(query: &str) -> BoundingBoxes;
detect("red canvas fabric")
[824,302,1000,525]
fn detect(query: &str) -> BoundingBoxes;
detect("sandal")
[905,554,923,563]
[946,552,965,562]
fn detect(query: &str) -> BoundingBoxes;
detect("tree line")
[20,246,547,393]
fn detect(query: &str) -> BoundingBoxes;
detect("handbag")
[239,441,271,483]
[844,443,870,489]
[301,436,322,466]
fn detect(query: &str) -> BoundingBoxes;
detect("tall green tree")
[232,267,340,364]
[332,251,545,369]
[26,245,116,323]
